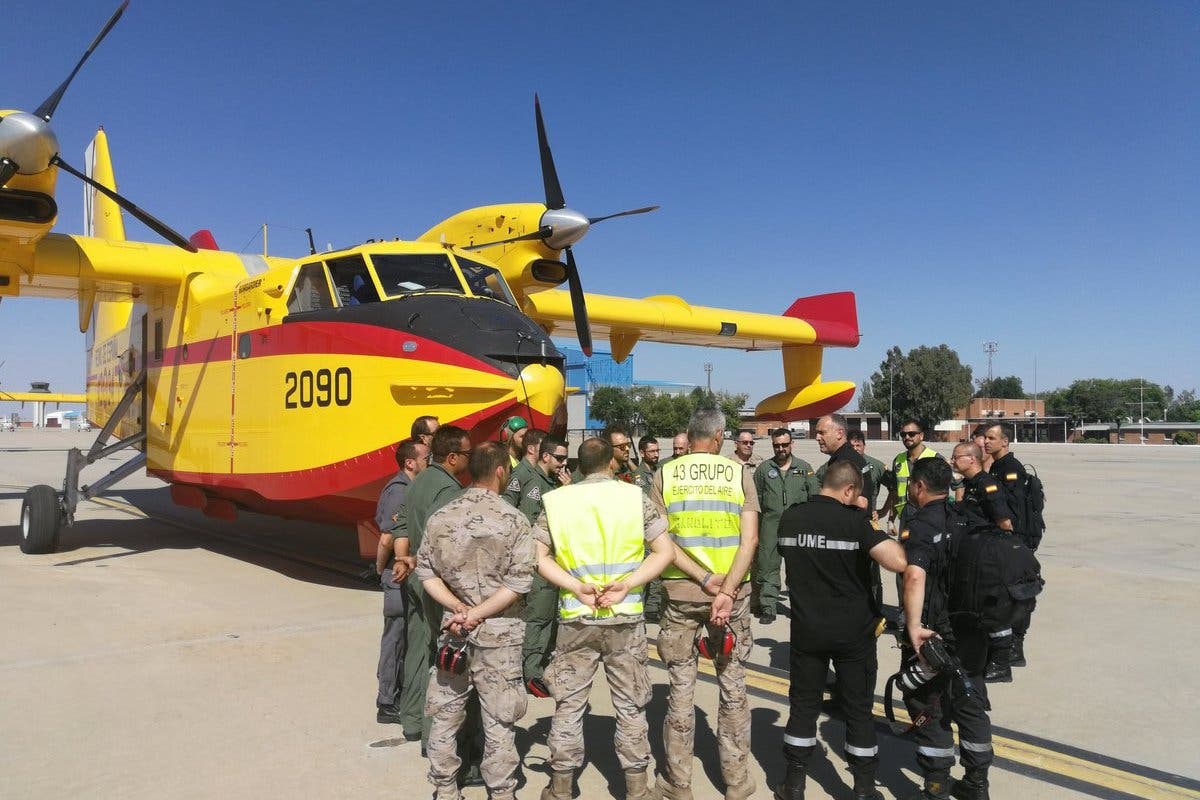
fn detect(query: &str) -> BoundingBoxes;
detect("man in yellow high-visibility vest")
[651,408,760,800]
[883,419,942,528]
[532,437,675,800]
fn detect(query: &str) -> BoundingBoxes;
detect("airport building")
[561,347,697,433]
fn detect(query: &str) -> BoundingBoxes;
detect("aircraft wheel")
[19,485,62,554]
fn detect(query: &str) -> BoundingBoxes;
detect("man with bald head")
[814,414,873,515]
[951,442,1014,532]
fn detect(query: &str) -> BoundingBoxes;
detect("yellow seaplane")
[1,3,859,556]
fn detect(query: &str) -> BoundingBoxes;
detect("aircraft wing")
[522,288,861,421]
[0,391,86,404]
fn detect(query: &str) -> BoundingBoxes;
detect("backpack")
[1022,466,1046,550]
[946,514,1043,634]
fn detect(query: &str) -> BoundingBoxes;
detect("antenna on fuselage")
[305,227,316,255]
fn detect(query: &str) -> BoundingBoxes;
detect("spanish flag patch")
[985,484,998,494]
[1006,473,1018,481]
[900,529,910,541]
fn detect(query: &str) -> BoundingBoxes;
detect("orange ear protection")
[437,639,470,675]
[695,623,736,660]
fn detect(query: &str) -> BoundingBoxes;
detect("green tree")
[589,386,635,429]
[1044,379,1168,424]
[1166,389,1200,423]
[975,375,1025,399]
[863,345,973,433]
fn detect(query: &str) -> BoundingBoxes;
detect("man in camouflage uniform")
[636,434,665,621]
[652,409,760,800]
[533,437,675,800]
[417,441,535,800]
[751,428,818,625]
[396,426,470,745]
[374,438,429,726]
[502,428,546,507]
[507,434,571,693]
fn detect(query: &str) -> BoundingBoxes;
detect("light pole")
[888,356,894,440]
[703,362,713,396]
[983,341,998,415]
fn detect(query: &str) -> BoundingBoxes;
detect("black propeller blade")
[534,94,566,211]
[587,205,660,225]
[52,155,197,252]
[563,247,591,357]
[35,1,129,122]
[462,226,552,251]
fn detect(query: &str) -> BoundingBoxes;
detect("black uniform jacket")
[779,495,890,651]
[900,500,955,633]
[961,471,1014,529]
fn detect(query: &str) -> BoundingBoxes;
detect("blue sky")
[2,1,1198,415]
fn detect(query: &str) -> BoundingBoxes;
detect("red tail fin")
[188,229,219,250]
[783,291,859,347]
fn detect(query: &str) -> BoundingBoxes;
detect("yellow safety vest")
[892,447,940,516]
[660,453,747,581]
[543,479,646,621]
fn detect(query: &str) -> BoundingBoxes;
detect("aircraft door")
[231,277,273,475]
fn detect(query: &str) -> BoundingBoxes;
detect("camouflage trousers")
[425,643,527,800]
[656,597,753,790]
[542,620,653,773]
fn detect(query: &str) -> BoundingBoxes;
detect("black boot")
[907,771,952,799]
[983,661,1012,683]
[950,767,990,799]
[851,765,882,799]
[1010,636,1027,667]
[773,763,805,800]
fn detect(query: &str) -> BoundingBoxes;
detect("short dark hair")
[469,441,510,482]
[578,437,614,475]
[603,425,630,442]
[539,435,567,458]
[638,435,658,453]
[523,429,548,456]
[410,415,438,438]
[986,423,1012,443]
[971,425,989,439]
[771,428,792,440]
[848,429,866,444]
[822,460,863,492]
[910,457,951,495]
[395,438,421,468]
[431,425,469,463]
[900,419,923,433]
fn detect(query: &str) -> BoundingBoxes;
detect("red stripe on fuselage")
[152,402,555,526]
[157,321,508,377]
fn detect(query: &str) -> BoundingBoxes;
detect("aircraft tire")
[19,484,62,554]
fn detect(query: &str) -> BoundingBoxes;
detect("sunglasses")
[772,443,790,449]
[737,440,753,445]
[613,442,631,450]
[451,449,472,457]
[550,453,568,461]
[901,431,921,438]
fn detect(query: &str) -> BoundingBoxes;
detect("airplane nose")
[517,362,565,420]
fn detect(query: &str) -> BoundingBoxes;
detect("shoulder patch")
[768,468,780,479]
[1006,472,1018,481]
[526,486,542,503]
[985,484,999,494]
[506,477,520,491]
[900,529,910,540]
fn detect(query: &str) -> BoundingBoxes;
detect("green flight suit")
[863,454,886,515]
[510,465,562,681]
[396,463,464,741]
[752,456,818,615]
[502,459,538,507]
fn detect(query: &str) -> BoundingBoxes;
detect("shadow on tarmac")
[0,487,375,593]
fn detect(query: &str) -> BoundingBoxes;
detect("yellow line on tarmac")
[649,646,1200,800]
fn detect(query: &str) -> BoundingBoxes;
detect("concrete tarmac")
[1,430,1197,798]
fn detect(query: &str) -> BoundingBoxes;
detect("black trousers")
[783,634,879,784]
[904,626,993,778]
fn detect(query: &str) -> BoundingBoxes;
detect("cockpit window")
[287,262,335,313]
[328,254,381,306]
[372,254,463,297]
[454,256,517,306]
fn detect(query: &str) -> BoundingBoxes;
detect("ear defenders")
[437,638,470,675]
[695,623,736,660]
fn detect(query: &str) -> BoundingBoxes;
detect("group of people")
[369,408,1040,800]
